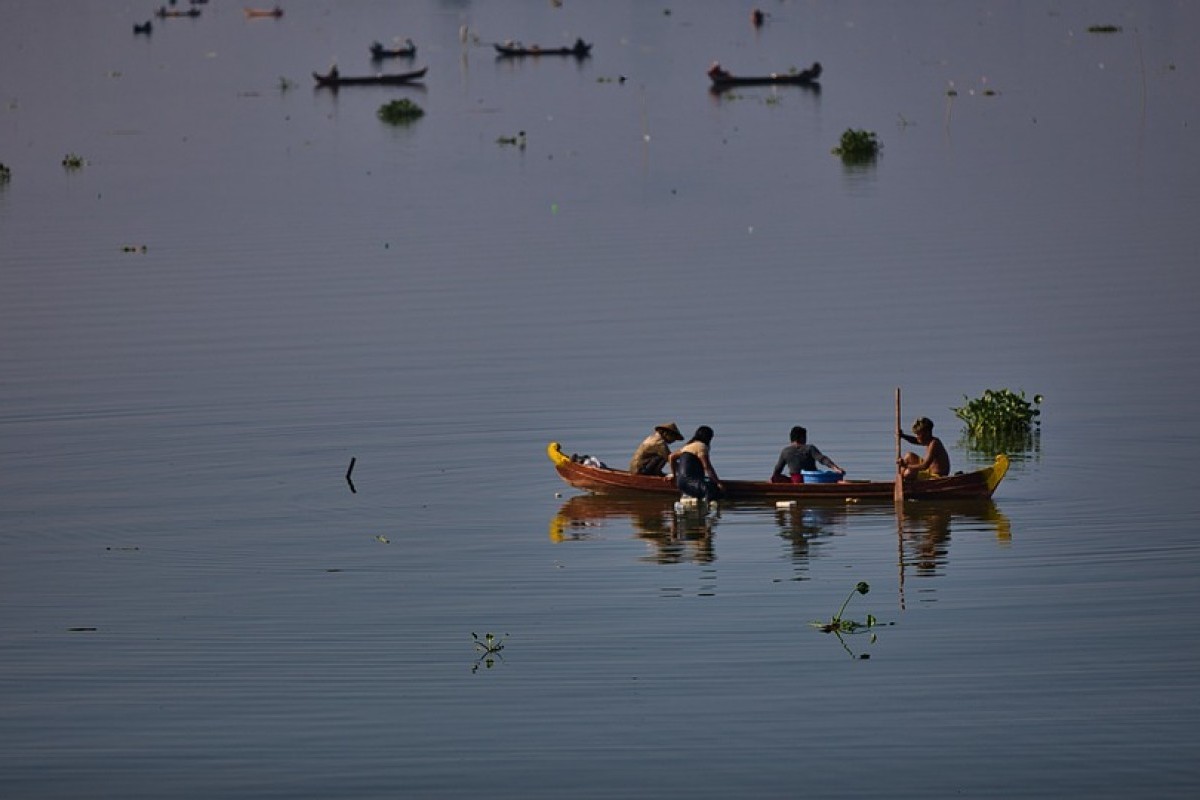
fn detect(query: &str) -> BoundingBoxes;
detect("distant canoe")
[370,40,417,59]
[709,61,822,88]
[494,40,592,58]
[547,442,1009,502]
[312,66,428,87]
[155,6,200,18]
[243,7,283,18]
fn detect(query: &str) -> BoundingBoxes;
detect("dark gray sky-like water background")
[3,1,1199,797]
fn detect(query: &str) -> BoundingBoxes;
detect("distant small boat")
[133,20,153,35]
[155,6,201,18]
[708,61,822,88]
[243,6,283,18]
[312,66,428,88]
[370,39,417,60]
[494,38,592,58]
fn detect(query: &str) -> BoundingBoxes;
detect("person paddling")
[898,417,950,478]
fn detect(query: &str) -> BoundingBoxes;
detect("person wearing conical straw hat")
[629,422,684,476]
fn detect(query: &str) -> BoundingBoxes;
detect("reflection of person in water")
[549,495,715,564]
[900,505,953,575]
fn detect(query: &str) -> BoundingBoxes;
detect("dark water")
[3,1,1199,797]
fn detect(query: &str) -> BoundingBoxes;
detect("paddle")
[894,387,904,504]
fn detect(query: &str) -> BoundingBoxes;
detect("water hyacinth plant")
[952,388,1041,455]
[811,581,876,634]
[377,98,425,125]
[832,128,880,163]
[472,631,508,673]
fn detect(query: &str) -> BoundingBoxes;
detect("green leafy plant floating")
[472,631,508,673]
[0,162,11,184]
[61,153,85,170]
[377,98,425,125]
[812,581,876,634]
[952,388,1041,455]
[832,128,880,163]
[811,581,883,659]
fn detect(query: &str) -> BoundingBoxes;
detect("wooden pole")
[894,388,904,504]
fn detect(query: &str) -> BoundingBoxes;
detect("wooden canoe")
[547,442,1008,502]
[312,66,427,87]
[370,40,417,59]
[156,7,201,18]
[244,7,283,18]
[709,61,822,88]
[494,41,592,58]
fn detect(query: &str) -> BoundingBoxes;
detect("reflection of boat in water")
[551,491,1013,576]
[894,499,1012,609]
[898,499,1011,572]
[548,442,1009,501]
[550,494,716,564]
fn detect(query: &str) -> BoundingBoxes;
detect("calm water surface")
[3,1,1199,797]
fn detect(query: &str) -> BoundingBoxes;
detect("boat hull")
[547,442,1008,502]
[494,44,592,58]
[313,67,427,87]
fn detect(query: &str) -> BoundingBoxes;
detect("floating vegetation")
[278,76,294,92]
[952,388,1042,456]
[811,581,875,634]
[952,388,1041,437]
[811,582,885,660]
[61,153,85,170]
[120,244,148,253]
[472,631,506,655]
[472,631,508,672]
[1087,24,1123,33]
[831,128,880,163]
[0,162,11,183]
[377,98,425,125]
[496,131,527,149]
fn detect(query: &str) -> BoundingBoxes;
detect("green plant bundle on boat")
[377,98,425,125]
[832,128,880,162]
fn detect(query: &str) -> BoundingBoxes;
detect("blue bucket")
[800,470,840,484]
